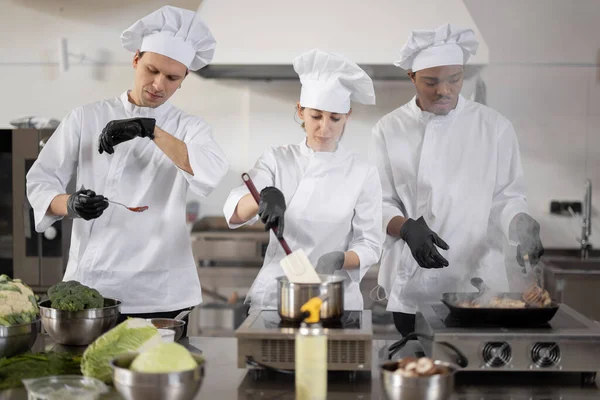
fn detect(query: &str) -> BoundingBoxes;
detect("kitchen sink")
[542,254,600,323]
[542,248,600,259]
[543,257,600,271]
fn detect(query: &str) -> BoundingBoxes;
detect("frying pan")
[441,277,559,326]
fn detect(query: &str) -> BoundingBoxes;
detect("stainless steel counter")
[1,334,599,399]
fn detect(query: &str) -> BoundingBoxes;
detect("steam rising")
[440,214,546,307]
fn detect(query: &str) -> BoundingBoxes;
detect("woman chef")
[223,49,383,314]
[25,6,229,329]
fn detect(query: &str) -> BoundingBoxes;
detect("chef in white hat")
[223,49,383,313]
[26,6,229,330]
[371,24,544,336]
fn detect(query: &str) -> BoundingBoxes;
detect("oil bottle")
[295,296,327,400]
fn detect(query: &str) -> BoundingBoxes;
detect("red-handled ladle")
[241,173,292,255]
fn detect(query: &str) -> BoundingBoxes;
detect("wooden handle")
[242,173,292,255]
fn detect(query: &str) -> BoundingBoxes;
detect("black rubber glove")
[511,213,544,266]
[258,187,286,239]
[315,251,345,275]
[98,117,156,155]
[67,189,109,220]
[400,216,450,269]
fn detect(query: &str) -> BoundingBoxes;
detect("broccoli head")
[47,280,80,298]
[86,288,104,309]
[51,294,86,312]
[74,287,104,309]
[47,281,105,311]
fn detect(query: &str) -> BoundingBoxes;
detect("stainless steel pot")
[380,359,458,400]
[277,275,345,321]
[0,318,40,358]
[38,298,121,345]
[111,352,205,400]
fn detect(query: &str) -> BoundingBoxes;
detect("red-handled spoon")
[241,173,291,255]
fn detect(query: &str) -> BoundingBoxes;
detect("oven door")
[12,128,72,292]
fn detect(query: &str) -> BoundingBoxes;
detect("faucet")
[581,179,592,260]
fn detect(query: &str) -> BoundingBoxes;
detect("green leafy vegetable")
[130,342,198,373]
[81,318,161,383]
[0,352,82,390]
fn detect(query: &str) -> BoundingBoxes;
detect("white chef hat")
[394,24,479,72]
[121,5,216,71]
[293,49,375,114]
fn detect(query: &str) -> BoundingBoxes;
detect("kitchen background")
[1,0,598,334]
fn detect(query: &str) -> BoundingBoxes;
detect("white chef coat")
[26,91,229,313]
[371,95,528,314]
[223,140,383,312]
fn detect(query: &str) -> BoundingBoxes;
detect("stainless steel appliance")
[544,257,600,322]
[415,302,600,383]
[197,302,248,333]
[236,310,373,380]
[191,217,269,267]
[3,129,72,292]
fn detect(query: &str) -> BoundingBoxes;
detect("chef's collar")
[299,138,344,160]
[120,91,172,118]
[410,94,465,122]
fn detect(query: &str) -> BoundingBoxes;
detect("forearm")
[48,194,70,217]
[152,126,193,175]
[229,194,259,224]
[387,215,408,238]
[508,212,533,242]
[342,251,360,270]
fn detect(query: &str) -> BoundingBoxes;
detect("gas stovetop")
[235,310,373,374]
[415,302,600,379]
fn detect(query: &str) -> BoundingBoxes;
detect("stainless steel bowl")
[380,360,458,400]
[111,352,205,400]
[146,318,185,342]
[277,274,345,321]
[38,298,121,346]
[0,318,40,358]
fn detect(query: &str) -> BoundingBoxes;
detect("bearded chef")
[371,24,544,336]
[26,6,229,328]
